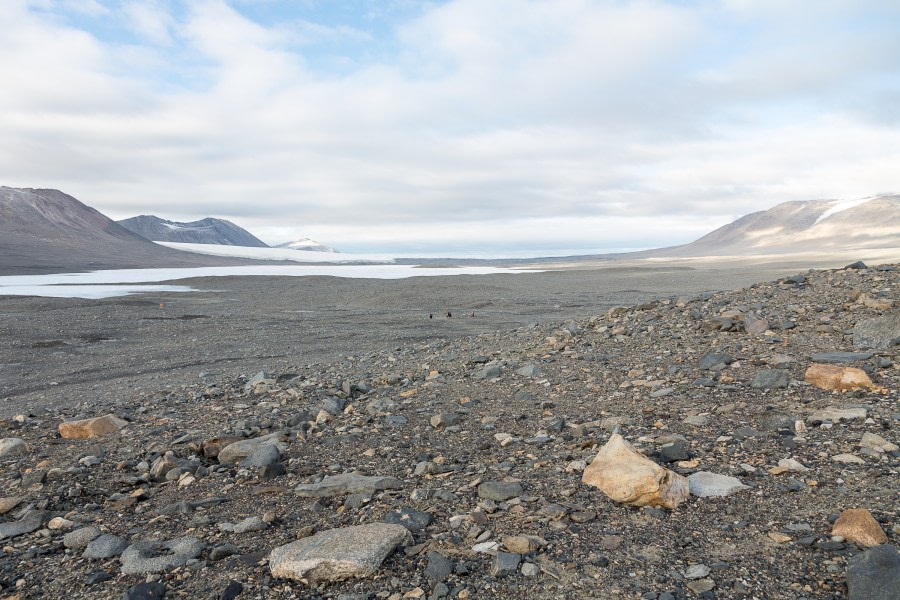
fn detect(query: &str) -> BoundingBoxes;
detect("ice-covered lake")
[0,264,538,299]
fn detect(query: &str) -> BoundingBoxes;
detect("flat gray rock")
[808,407,868,423]
[120,536,203,575]
[240,444,281,468]
[810,351,874,363]
[0,513,47,540]
[515,364,542,377]
[269,523,412,582]
[853,314,900,349]
[750,369,789,389]
[83,533,129,559]
[688,472,749,497]
[295,473,404,497]
[847,544,900,600]
[477,481,523,501]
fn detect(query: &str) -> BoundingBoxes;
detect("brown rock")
[0,496,22,515]
[502,535,545,554]
[58,414,128,439]
[804,364,885,393]
[832,508,888,547]
[201,436,243,459]
[582,433,689,509]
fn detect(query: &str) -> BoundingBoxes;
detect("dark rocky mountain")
[0,187,259,275]
[636,195,900,258]
[117,215,268,247]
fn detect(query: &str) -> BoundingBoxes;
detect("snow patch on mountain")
[814,197,873,225]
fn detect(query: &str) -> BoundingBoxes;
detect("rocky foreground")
[1,263,898,600]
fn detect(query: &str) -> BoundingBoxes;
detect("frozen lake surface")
[0,264,538,299]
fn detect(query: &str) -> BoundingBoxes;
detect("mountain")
[117,215,268,247]
[639,195,900,258]
[275,237,337,253]
[0,187,259,275]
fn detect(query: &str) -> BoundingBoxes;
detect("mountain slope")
[276,237,337,253]
[0,187,260,275]
[118,215,268,247]
[641,195,900,257]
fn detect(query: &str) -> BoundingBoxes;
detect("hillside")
[0,187,261,275]
[117,215,268,247]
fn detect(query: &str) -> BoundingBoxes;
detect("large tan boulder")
[582,434,689,509]
[832,508,888,547]
[58,414,128,439]
[804,364,885,393]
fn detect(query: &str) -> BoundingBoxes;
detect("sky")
[1,0,899,255]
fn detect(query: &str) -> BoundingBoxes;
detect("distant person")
[447,311,452,318]
[429,313,433,319]
[471,311,475,317]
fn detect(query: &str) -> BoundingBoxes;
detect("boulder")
[804,364,884,393]
[269,523,412,582]
[832,509,888,547]
[217,432,289,465]
[58,414,127,439]
[0,438,28,458]
[750,369,789,389]
[582,434,689,509]
[846,544,900,600]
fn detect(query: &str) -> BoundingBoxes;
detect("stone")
[477,481,524,501]
[810,352,873,364]
[658,441,690,463]
[120,536,204,574]
[217,432,289,465]
[425,551,454,582]
[0,512,47,540]
[521,562,540,577]
[515,364,542,377]
[383,507,432,531]
[63,525,101,549]
[245,371,276,391]
[491,552,521,577]
[859,433,899,453]
[220,581,244,600]
[745,316,769,335]
[804,364,884,392]
[832,509,888,547]
[210,544,240,561]
[0,438,28,458]
[201,435,243,459]
[84,571,112,585]
[269,523,412,582]
[232,516,267,534]
[684,564,711,579]
[295,473,404,497]
[58,414,127,439]
[502,535,544,554]
[123,582,166,600]
[430,413,459,428]
[853,314,900,349]
[750,369,789,389]
[808,407,867,423]
[832,453,865,464]
[474,364,502,380]
[688,472,748,497]
[846,544,900,600]
[581,433,689,510]
[241,444,281,468]
[84,534,129,559]
[0,496,22,515]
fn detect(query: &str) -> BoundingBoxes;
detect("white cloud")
[0,0,898,254]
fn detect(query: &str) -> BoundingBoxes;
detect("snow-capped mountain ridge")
[117,215,268,247]
[276,237,337,253]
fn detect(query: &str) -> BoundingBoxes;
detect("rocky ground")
[0,263,898,599]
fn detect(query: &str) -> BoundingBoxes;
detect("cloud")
[0,0,898,253]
